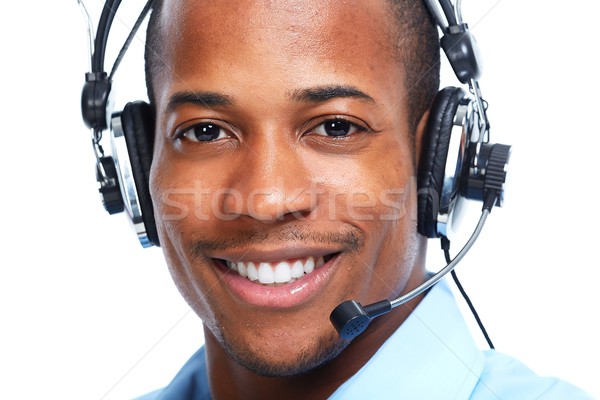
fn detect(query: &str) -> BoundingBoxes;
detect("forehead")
[153,0,402,97]
[163,0,395,38]
[160,0,396,49]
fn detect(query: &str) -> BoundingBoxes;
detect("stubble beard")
[216,327,350,377]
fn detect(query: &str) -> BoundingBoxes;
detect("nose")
[221,133,317,222]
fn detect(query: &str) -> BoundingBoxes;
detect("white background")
[1,1,599,399]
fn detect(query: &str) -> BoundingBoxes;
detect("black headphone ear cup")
[120,101,160,246]
[417,87,466,238]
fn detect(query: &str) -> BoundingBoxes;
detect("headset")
[80,0,157,247]
[79,0,511,340]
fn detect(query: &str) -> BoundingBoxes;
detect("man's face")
[150,0,427,375]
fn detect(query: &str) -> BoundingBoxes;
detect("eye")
[311,118,367,137]
[179,123,228,142]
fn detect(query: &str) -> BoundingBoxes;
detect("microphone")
[330,299,392,340]
[330,206,491,340]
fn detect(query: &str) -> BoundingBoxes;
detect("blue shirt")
[138,280,592,399]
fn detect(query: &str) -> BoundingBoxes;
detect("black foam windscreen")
[330,301,371,340]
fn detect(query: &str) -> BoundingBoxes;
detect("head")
[145,0,439,377]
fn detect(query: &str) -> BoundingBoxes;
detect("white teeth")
[247,262,258,281]
[227,255,327,285]
[304,256,315,274]
[274,262,292,283]
[291,260,304,278]
[258,262,275,284]
[237,262,247,277]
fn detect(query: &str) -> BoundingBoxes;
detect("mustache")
[190,225,365,259]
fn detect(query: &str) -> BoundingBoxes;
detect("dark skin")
[149,0,431,398]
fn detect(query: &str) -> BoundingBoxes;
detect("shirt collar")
[330,279,485,399]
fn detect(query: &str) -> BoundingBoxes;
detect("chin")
[217,325,348,377]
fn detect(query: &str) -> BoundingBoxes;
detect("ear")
[414,109,430,169]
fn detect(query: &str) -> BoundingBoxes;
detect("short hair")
[144,0,440,135]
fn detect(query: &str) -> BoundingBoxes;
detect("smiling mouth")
[218,254,338,286]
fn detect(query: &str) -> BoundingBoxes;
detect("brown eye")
[181,123,227,142]
[313,119,366,137]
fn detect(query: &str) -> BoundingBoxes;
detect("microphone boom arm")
[330,209,490,340]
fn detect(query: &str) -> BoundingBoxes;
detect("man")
[138,0,592,398]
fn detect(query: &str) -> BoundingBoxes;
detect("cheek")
[305,137,416,224]
[149,148,218,322]
[150,143,227,235]
[303,140,418,300]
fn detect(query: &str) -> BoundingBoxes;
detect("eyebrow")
[289,85,376,104]
[166,84,376,112]
[166,91,234,112]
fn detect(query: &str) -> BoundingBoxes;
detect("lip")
[211,245,340,264]
[213,249,341,309]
